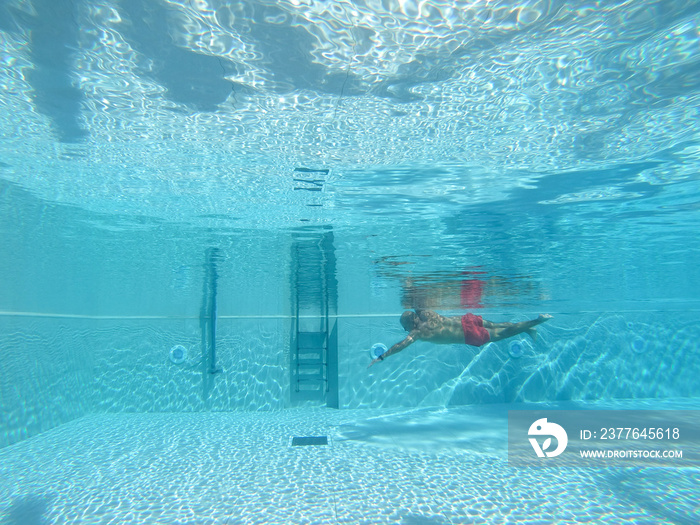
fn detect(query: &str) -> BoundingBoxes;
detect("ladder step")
[297,349,324,360]
[297,360,326,368]
[298,359,324,367]
[298,361,325,368]
[297,369,325,381]
[297,331,327,349]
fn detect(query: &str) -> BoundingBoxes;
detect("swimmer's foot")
[527,315,551,341]
[526,328,537,341]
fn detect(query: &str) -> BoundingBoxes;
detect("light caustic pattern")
[341,314,700,409]
[0,407,697,524]
[1,0,699,226]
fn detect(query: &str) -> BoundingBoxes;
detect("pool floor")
[0,402,697,524]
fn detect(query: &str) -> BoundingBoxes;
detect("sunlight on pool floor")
[1,401,697,524]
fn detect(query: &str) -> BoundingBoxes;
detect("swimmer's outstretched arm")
[368,334,415,368]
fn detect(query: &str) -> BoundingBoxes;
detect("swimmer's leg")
[485,314,552,342]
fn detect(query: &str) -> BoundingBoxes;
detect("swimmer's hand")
[367,355,385,368]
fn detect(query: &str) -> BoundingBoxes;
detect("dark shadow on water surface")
[7,0,87,143]
[1,494,54,525]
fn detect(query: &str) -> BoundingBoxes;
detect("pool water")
[1,0,700,523]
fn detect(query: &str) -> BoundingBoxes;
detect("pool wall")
[337,312,700,408]
[2,310,699,449]
[0,316,290,448]
[0,317,95,448]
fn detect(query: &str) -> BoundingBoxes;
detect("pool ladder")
[290,224,338,408]
[294,328,329,401]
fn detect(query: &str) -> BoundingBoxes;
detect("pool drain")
[630,336,647,354]
[290,436,328,447]
[509,340,525,358]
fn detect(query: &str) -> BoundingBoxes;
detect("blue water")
[1,0,699,523]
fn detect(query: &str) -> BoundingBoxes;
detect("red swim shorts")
[461,313,490,346]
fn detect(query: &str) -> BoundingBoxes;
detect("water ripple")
[1,0,698,226]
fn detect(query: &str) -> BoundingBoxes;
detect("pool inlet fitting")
[169,344,188,364]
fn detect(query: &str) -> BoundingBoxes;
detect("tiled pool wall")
[0,317,95,448]
[0,316,290,448]
[339,311,700,408]
[90,317,290,413]
[2,312,699,448]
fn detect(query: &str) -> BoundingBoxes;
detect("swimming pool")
[1,0,699,523]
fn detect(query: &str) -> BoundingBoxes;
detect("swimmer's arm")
[367,334,415,368]
[415,309,432,321]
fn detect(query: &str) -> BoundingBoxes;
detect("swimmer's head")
[400,311,418,332]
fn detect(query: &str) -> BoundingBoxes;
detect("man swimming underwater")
[368,310,552,368]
